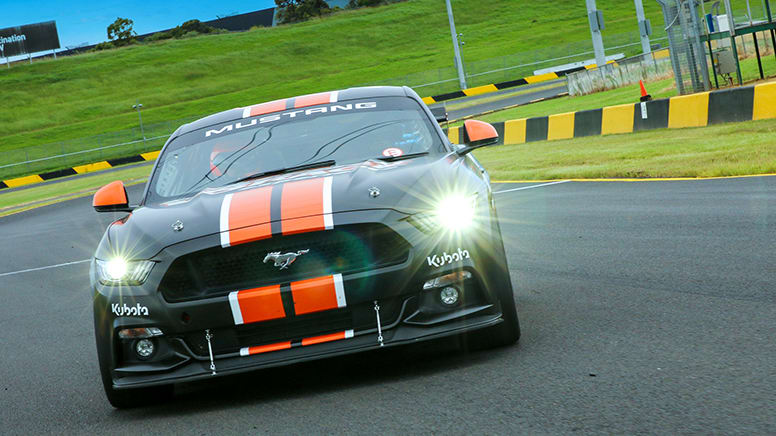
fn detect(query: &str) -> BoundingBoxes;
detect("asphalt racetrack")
[430,80,568,120]
[1,176,774,434]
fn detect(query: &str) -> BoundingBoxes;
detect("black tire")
[96,334,174,408]
[101,375,174,409]
[461,199,520,351]
[460,287,521,351]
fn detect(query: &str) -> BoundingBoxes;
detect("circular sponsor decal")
[382,147,404,157]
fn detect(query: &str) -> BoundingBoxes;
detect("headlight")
[435,193,477,231]
[95,258,155,286]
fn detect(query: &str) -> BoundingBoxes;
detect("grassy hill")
[0,0,664,156]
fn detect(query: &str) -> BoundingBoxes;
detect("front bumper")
[94,209,513,390]
[112,311,503,389]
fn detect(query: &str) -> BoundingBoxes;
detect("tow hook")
[374,300,384,347]
[205,329,216,375]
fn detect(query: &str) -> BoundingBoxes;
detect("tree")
[107,17,136,47]
[275,0,332,24]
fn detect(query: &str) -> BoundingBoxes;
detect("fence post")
[61,142,66,168]
[25,150,31,174]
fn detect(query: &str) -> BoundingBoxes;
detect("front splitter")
[112,313,502,389]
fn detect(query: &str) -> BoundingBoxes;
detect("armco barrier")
[0,151,160,190]
[420,59,621,105]
[446,81,776,145]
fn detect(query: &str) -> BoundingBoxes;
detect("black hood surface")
[103,155,482,260]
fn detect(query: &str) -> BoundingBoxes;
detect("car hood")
[101,155,482,260]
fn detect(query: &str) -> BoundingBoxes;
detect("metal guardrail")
[0,115,201,180]
[0,136,168,170]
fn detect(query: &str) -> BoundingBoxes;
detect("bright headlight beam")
[96,258,155,286]
[105,258,128,280]
[436,194,476,231]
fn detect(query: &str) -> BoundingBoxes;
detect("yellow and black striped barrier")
[446,81,776,146]
[422,72,563,105]
[0,151,160,190]
[421,59,622,105]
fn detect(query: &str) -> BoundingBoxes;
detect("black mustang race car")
[91,86,519,408]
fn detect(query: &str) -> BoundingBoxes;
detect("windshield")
[145,96,443,204]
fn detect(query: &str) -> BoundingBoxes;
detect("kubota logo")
[111,303,150,317]
[427,248,471,268]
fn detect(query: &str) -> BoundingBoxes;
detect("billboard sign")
[0,21,60,57]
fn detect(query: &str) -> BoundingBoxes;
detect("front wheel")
[101,376,174,409]
[460,284,520,351]
[96,334,174,408]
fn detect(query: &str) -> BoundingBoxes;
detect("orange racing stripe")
[240,341,292,356]
[291,274,346,315]
[301,330,354,346]
[281,176,334,235]
[242,91,338,118]
[294,92,336,109]
[238,329,353,357]
[228,284,286,325]
[220,186,272,248]
[244,99,287,118]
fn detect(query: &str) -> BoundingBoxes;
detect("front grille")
[160,223,410,302]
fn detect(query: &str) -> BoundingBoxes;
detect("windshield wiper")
[230,160,336,184]
[376,151,429,162]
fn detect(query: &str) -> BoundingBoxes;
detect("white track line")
[0,259,90,278]
[494,180,570,195]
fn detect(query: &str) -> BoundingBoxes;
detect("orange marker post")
[639,80,652,102]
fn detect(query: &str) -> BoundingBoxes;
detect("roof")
[177,86,415,136]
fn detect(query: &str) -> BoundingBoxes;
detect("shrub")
[92,41,115,51]
[144,20,223,43]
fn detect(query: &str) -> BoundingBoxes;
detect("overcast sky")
[1,0,278,49]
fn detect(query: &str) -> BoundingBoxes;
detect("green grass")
[6,52,765,181]
[0,0,666,155]
[3,117,774,217]
[734,50,776,84]
[0,165,152,216]
[473,118,776,180]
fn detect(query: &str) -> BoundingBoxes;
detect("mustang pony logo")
[264,250,310,269]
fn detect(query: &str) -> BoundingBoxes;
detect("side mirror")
[456,120,499,156]
[93,181,133,213]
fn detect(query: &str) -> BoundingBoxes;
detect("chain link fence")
[567,51,675,96]
[362,30,669,97]
[659,0,711,94]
